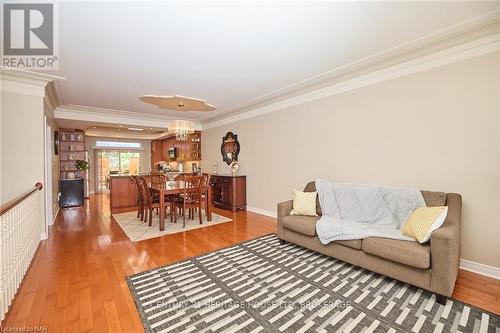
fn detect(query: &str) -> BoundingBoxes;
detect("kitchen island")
[109,172,200,213]
[109,175,142,213]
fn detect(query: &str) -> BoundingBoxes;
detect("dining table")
[149,180,212,231]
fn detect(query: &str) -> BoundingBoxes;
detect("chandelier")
[167,120,194,141]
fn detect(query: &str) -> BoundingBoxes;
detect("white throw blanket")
[315,180,425,245]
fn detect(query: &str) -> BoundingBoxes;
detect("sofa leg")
[278,238,287,245]
[435,294,447,305]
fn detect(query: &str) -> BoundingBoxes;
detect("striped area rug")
[127,234,499,332]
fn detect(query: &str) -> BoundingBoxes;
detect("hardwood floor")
[1,193,499,332]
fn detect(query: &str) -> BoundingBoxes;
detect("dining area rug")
[112,211,232,242]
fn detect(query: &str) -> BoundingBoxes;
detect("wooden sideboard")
[210,175,246,212]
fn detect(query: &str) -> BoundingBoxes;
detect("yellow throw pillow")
[290,189,318,216]
[402,206,448,243]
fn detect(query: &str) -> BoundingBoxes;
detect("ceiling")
[50,1,499,129]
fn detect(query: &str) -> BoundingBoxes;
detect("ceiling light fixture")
[127,127,144,131]
[167,120,194,141]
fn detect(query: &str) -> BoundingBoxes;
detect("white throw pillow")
[290,189,318,216]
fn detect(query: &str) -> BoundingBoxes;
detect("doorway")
[43,117,53,237]
[95,150,141,192]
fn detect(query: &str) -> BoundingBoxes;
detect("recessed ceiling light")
[128,127,144,131]
[119,125,124,127]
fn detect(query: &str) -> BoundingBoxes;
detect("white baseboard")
[52,206,60,225]
[460,259,500,280]
[246,206,277,219]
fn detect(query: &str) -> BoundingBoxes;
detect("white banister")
[0,185,44,321]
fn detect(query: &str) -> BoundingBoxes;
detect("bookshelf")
[59,129,86,179]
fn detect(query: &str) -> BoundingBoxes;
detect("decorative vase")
[230,162,239,176]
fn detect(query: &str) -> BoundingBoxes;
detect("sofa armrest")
[430,193,462,296]
[277,200,293,238]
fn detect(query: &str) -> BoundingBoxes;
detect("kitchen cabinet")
[151,140,162,167]
[210,175,246,211]
[150,131,202,165]
[161,139,170,161]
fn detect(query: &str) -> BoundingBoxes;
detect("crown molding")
[202,10,500,128]
[44,81,61,115]
[202,31,500,130]
[54,104,202,131]
[0,67,65,97]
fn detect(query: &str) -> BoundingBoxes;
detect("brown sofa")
[277,182,462,304]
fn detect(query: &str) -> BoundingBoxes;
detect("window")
[95,141,141,149]
[95,150,141,192]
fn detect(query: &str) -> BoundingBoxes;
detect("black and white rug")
[127,234,499,332]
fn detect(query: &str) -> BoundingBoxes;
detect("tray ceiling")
[49,1,499,123]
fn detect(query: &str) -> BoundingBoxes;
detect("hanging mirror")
[221,132,240,165]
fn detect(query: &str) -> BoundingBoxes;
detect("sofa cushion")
[281,215,319,236]
[362,237,430,269]
[290,189,318,216]
[402,206,448,243]
[421,190,446,207]
[303,181,322,215]
[335,240,362,250]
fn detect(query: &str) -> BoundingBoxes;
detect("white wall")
[0,74,51,321]
[1,91,45,204]
[202,51,500,268]
[84,136,151,193]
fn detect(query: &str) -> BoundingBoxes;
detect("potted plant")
[75,160,90,172]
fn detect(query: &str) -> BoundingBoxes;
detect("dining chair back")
[131,175,144,220]
[183,175,203,202]
[139,177,153,205]
[176,175,204,227]
[139,176,160,226]
[201,173,211,196]
[151,173,167,189]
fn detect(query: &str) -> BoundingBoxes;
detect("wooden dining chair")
[201,173,211,217]
[151,173,167,189]
[174,175,204,227]
[132,175,144,221]
[138,176,162,226]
